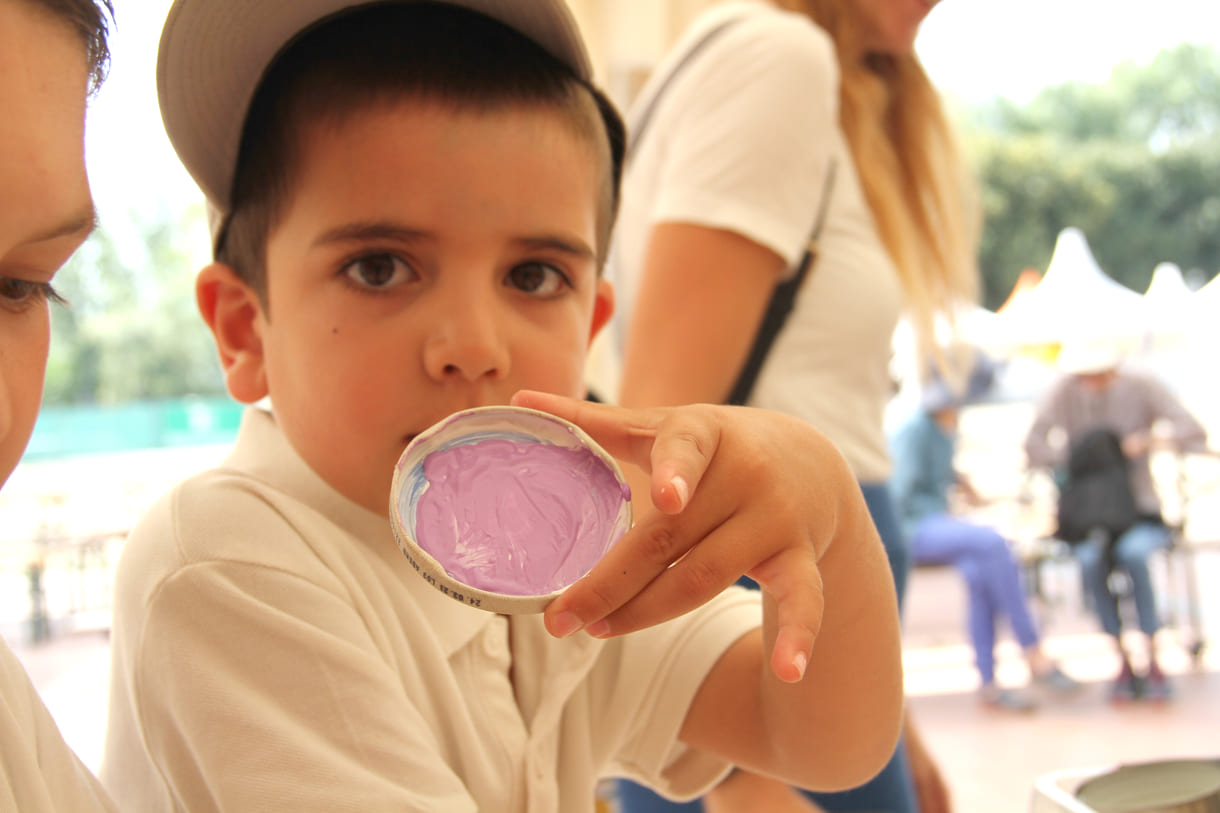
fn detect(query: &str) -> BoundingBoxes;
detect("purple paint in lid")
[390,405,632,613]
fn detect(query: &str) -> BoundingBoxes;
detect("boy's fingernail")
[549,612,584,638]
[791,652,808,681]
[670,476,689,509]
[586,619,612,638]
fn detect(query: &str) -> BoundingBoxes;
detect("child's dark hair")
[27,0,114,94]
[216,1,625,309]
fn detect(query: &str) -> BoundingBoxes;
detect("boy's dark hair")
[27,0,114,94]
[216,2,625,309]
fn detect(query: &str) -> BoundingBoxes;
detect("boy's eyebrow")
[312,221,425,247]
[314,221,596,261]
[31,205,98,245]
[514,235,595,261]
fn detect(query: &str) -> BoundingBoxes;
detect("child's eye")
[341,253,414,291]
[0,277,65,312]
[506,262,569,297]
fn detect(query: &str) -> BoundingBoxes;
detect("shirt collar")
[225,406,495,656]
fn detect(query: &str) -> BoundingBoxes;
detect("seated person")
[1024,338,1207,703]
[890,353,1081,711]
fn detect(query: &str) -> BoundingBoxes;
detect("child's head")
[159,0,625,305]
[0,0,111,489]
[158,0,624,516]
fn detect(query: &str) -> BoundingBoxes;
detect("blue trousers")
[911,515,1039,685]
[1075,522,1169,638]
[614,482,918,813]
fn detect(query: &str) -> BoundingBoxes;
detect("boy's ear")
[196,263,269,404]
[589,277,615,344]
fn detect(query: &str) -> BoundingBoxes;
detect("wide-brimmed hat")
[920,348,998,413]
[1056,339,1123,375]
[157,0,592,238]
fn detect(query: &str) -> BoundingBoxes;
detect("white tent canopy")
[1195,270,1220,312]
[987,227,1144,351]
[1144,261,1191,300]
[1140,261,1200,351]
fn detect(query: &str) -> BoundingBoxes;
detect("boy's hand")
[511,390,861,683]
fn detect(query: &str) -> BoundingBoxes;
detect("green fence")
[24,398,244,460]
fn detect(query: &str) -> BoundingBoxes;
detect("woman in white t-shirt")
[606,1,978,812]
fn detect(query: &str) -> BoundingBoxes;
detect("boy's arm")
[512,391,904,791]
[103,487,483,813]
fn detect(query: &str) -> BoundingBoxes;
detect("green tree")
[960,43,1220,308]
[43,202,225,404]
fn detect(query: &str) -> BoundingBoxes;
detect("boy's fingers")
[510,390,660,463]
[512,389,720,514]
[580,529,825,685]
[644,409,719,514]
[751,548,824,683]
[543,509,703,637]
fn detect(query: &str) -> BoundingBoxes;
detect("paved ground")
[5,547,1216,813]
[903,555,1220,813]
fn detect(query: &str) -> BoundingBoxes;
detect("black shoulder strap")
[624,14,838,407]
[727,159,836,406]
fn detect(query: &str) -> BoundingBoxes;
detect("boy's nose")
[421,292,510,383]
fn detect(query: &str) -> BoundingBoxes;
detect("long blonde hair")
[774,0,979,359]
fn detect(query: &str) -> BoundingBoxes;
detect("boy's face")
[0,1,94,489]
[213,100,613,516]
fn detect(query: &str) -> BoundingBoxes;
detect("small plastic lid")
[390,405,632,614]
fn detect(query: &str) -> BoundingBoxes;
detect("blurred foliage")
[43,202,225,405]
[41,44,1220,403]
[959,42,1220,308]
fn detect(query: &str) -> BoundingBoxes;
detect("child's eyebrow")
[312,221,595,262]
[29,204,98,245]
[514,235,595,262]
[312,221,425,248]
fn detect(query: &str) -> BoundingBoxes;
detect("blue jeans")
[615,482,918,813]
[912,515,1039,685]
[1075,522,1169,638]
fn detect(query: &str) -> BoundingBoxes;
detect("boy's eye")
[341,253,414,290]
[0,277,64,312]
[506,262,569,297]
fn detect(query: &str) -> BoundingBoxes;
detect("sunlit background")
[5,3,1220,810]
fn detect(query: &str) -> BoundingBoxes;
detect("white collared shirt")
[0,641,118,813]
[101,408,760,812]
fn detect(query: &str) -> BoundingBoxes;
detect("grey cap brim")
[157,0,592,232]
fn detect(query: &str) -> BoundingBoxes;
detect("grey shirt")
[1023,370,1207,515]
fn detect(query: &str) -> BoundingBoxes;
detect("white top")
[607,1,903,481]
[101,408,760,812]
[0,640,117,812]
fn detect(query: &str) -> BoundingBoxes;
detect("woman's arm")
[619,222,787,408]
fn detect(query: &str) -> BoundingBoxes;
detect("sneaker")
[1109,661,1142,705]
[1034,665,1085,694]
[1143,664,1174,703]
[980,687,1038,713]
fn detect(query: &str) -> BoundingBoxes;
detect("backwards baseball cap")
[157,0,594,244]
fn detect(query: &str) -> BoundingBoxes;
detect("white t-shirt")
[607,1,903,482]
[0,640,117,812]
[101,408,761,812]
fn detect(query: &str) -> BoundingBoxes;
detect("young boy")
[100,2,903,810]
[0,0,118,810]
